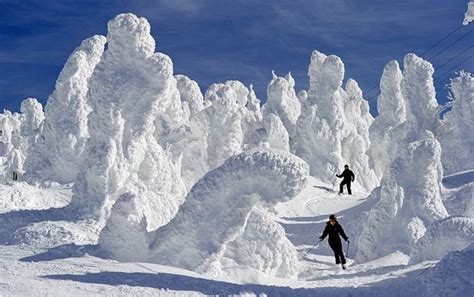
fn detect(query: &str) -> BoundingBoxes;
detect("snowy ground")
[0,177,447,296]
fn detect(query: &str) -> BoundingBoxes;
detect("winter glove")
[319,236,323,240]
[346,239,350,243]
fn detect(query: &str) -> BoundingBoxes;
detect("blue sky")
[0,0,472,114]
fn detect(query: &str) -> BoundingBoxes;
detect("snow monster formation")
[222,208,299,278]
[369,54,441,180]
[264,71,301,140]
[410,216,474,263]
[294,50,377,191]
[368,61,406,178]
[0,98,44,183]
[99,149,309,277]
[439,72,474,175]
[24,35,106,184]
[69,13,187,231]
[356,132,448,262]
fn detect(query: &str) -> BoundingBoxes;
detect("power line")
[426,29,474,62]
[364,25,467,99]
[434,54,474,80]
[420,25,464,56]
[435,44,474,71]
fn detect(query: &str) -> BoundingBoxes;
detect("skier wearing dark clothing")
[319,214,349,269]
[336,164,355,195]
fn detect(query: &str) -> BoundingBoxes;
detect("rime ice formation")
[368,54,441,180]
[294,51,377,191]
[222,209,299,278]
[70,13,186,231]
[401,54,440,140]
[439,72,474,175]
[368,61,406,178]
[0,98,44,182]
[99,149,309,276]
[264,71,301,139]
[464,0,474,25]
[410,216,474,263]
[356,132,448,263]
[262,113,290,151]
[24,36,106,184]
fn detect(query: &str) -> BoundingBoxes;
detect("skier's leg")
[339,248,347,264]
[329,242,340,264]
[339,181,344,194]
[347,182,352,195]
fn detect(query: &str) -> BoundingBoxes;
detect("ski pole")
[346,241,350,258]
[303,239,322,257]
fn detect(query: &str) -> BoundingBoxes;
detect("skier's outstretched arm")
[319,225,329,240]
[339,225,349,241]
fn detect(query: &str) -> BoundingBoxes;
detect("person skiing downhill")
[319,214,349,269]
[336,164,355,195]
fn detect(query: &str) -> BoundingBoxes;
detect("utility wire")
[426,29,474,62]
[434,54,474,80]
[420,25,464,56]
[364,25,467,99]
[435,44,474,71]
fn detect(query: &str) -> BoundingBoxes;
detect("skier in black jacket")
[336,164,355,195]
[319,214,349,269]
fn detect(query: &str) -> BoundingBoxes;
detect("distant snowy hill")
[0,12,472,296]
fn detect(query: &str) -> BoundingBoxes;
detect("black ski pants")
[329,239,346,264]
[340,180,352,195]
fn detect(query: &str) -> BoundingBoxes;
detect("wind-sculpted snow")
[150,149,308,273]
[464,1,474,25]
[264,71,301,138]
[262,113,290,151]
[294,51,377,191]
[356,132,448,263]
[222,209,299,278]
[368,61,406,178]
[410,216,474,263]
[443,182,474,217]
[24,36,106,184]
[439,72,474,175]
[0,99,44,182]
[368,54,441,180]
[70,13,186,230]
[420,242,474,297]
[99,149,309,276]
[401,54,440,142]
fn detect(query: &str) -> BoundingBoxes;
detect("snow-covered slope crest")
[356,131,448,263]
[99,148,309,277]
[420,242,474,297]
